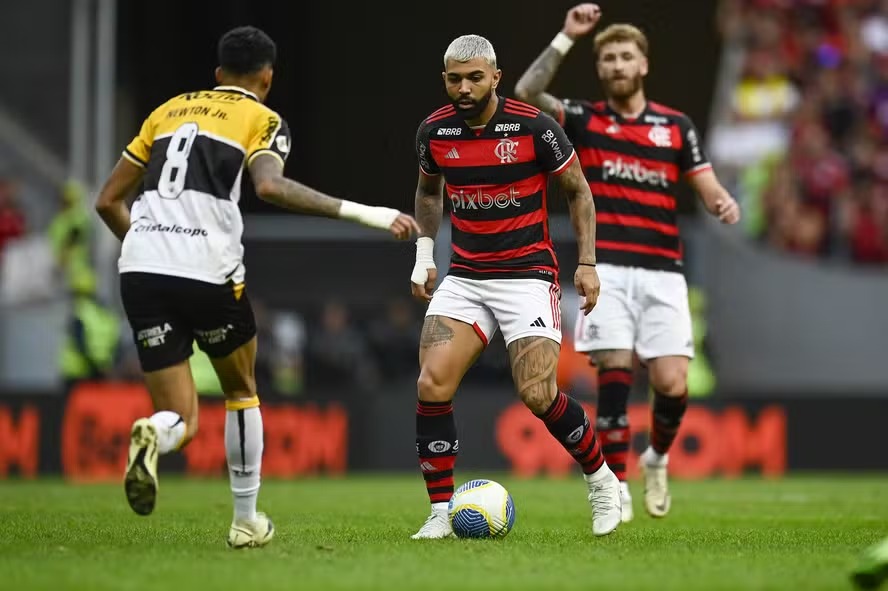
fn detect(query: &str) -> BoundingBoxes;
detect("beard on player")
[451,88,494,121]
[602,73,643,101]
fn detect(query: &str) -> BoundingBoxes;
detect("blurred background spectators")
[712,0,888,264]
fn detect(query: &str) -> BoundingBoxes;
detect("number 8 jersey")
[119,85,291,284]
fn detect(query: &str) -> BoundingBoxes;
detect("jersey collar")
[604,100,649,123]
[213,85,259,101]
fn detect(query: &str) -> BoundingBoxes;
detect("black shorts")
[120,272,257,372]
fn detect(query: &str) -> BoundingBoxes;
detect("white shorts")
[426,276,562,346]
[573,263,693,362]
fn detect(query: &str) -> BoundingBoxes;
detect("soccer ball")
[448,479,516,538]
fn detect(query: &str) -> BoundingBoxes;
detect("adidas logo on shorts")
[530,317,546,328]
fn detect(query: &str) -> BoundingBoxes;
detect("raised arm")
[514,3,602,118]
[248,154,418,238]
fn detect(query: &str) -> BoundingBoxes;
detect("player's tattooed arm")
[514,46,566,118]
[95,157,145,241]
[415,171,444,239]
[558,158,597,265]
[250,154,342,217]
[508,336,561,413]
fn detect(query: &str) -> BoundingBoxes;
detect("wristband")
[415,237,435,265]
[411,237,436,285]
[339,200,399,230]
[550,32,575,56]
[578,262,596,267]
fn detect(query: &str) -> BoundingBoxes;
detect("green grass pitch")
[1,475,886,590]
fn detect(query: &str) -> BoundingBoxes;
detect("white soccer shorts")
[426,275,562,346]
[573,263,694,362]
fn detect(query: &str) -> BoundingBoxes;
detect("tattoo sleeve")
[514,46,567,118]
[415,171,444,239]
[248,154,343,217]
[558,158,597,264]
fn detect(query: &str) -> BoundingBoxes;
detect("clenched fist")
[563,3,602,39]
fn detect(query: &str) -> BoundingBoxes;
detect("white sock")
[148,410,186,454]
[583,463,615,485]
[225,405,263,522]
[431,502,448,515]
[641,446,668,467]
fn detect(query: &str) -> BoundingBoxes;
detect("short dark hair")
[217,26,276,75]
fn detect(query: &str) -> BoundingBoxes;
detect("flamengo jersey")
[119,85,291,284]
[416,98,577,282]
[557,100,711,271]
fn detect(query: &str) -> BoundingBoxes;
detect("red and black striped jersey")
[416,97,577,282]
[556,99,711,271]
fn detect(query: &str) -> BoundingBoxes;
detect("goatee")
[452,89,493,121]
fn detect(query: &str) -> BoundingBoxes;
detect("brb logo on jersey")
[602,158,669,188]
[494,138,519,163]
[449,187,521,210]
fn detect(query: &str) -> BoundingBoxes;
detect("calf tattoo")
[508,337,560,411]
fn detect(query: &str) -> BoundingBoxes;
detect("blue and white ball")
[448,479,516,539]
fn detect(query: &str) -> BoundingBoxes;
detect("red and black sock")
[416,400,458,504]
[597,367,632,481]
[650,390,688,454]
[536,391,604,474]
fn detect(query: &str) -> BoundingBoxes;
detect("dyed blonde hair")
[444,34,497,69]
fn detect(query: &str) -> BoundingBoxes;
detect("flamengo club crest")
[495,137,519,163]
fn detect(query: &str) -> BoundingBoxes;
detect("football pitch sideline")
[1,475,885,591]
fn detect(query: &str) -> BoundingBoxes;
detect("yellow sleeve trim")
[247,149,285,168]
[122,150,146,168]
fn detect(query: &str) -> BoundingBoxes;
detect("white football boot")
[410,505,453,540]
[124,418,159,516]
[584,468,622,536]
[228,512,275,549]
[620,481,634,523]
[641,448,671,518]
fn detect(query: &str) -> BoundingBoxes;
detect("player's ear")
[262,68,273,90]
[640,56,649,77]
[215,67,223,84]
[492,69,502,90]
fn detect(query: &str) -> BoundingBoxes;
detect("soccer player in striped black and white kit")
[516,4,740,521]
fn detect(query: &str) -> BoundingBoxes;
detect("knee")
[417,367,454,403]
[650,364,688,396]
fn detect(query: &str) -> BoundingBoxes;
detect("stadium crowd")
[713,0,888,263]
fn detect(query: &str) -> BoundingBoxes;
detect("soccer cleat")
[124,418,159,516]
[227,512,275,549]
[642,460,671,518]
[410,507,454,540]
[620,481,634,523]
[585,470,622,536]
[852,536,888,590]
